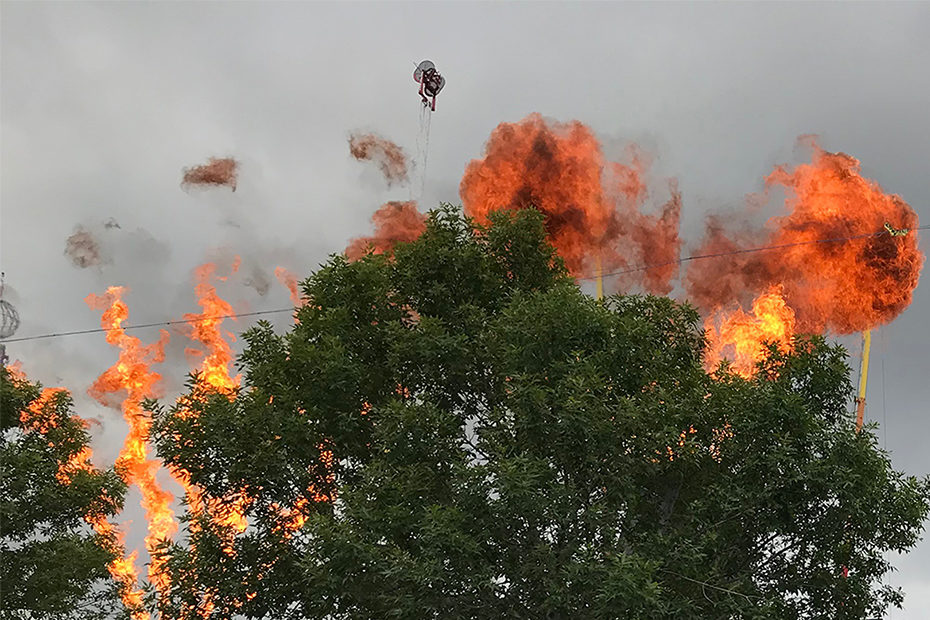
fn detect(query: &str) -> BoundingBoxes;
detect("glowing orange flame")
[687,138,923,334]
[176,261,249,608]
[93,529,148,620]
[274,267,304,308]
[184,263,241,393]
[85,286,176,596]
[276,444,335,535]
[19,387,67,433]
[346,201,427,261]
[5,360,27,381]
[704,288,796,378]
[460,114,681,293]
[55,446,94,484]
[18,379,148,619]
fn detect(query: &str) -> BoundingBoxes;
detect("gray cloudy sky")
[1,2,928,616]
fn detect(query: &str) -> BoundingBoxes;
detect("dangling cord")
[420,107,431,201]
[411,103,424,202]
[412,103,430,203]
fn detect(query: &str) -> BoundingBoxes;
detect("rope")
[419,104,431,201]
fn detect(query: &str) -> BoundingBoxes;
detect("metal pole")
[855,329,871,431]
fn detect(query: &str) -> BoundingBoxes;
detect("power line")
[1,225,925,346]
[578,224,929,282]
[0,308,294,344]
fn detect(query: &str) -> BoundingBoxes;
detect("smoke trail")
[349,132,410,187]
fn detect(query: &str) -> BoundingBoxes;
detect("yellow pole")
[855,329,871,431]
[595,255,603,300]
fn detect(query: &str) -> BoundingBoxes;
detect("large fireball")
[688,139,922,334]
[460,114,681,294]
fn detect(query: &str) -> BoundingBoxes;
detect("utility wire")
[1,224,926,346]
[577,224,929,282]
[0,308,293,344]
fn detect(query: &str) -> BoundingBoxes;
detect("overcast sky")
[2,2,928,616]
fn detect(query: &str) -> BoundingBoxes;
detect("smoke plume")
[348,132,409,186]
[181,157,239,192]
[65,227,106,268]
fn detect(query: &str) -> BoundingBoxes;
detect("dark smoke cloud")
[243,266,271,296]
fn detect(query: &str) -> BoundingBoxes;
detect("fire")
[56,446,94,484]
[85,286,177,596]
[348,132,409,186]
[20,387,67,433]
[276,444,336,535]
[274,266,304,307]
[184,262,241,393]
[704,288,797,378]
[346,201,427,261]
[92,525,148,620]
[460,113,681,293]
[18,379,148,619]
[5,360,26,381]
[687,138,923,334]
[180,262,250,539]
[183,261,247,527]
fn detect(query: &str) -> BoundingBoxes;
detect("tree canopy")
[146,206,930,619]
[0,367,128,619]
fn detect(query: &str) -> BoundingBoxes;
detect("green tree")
[0,367,128,619]
[152,206,929,619]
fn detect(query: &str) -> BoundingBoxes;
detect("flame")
[182,262,246,527]
[348,132,409,186]
[5,360,27,381]
[19,387,67,433]
[93,526,148,620]
[56,446,94,484]
[687,138,923,334]
[460,114,681,293]
[276,444,335,535]
[18,379,148,619]
[176,261,249,613]
[704,288,796,378]
[184,263,241,393]
[274,267,304,308]
[346,201,427,261]
[85,286,176,596]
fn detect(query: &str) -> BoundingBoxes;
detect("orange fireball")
[687,138,923,335]
[346,201,427,261]
[460,114,682,294]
